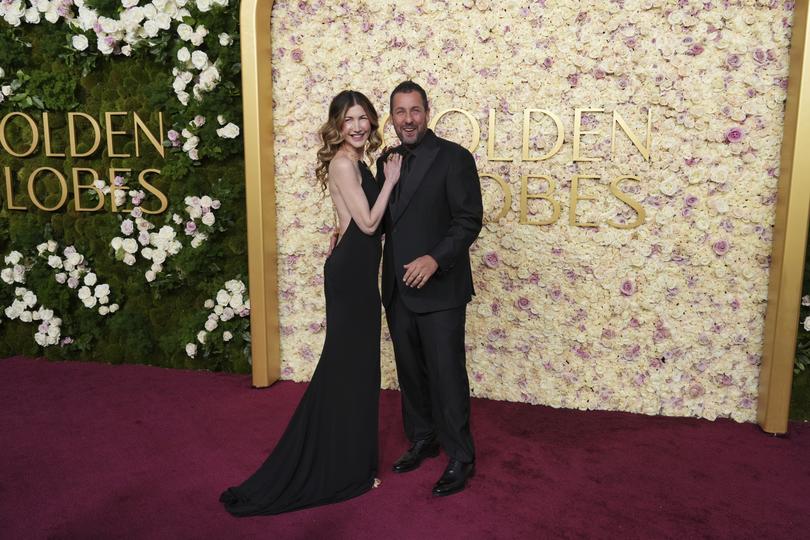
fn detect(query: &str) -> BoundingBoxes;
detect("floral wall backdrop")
[270,0,794,422]
[0,1,251,370]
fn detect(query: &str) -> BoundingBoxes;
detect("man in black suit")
[375,81,483,496]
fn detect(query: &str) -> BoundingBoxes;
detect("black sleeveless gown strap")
[220,161,382,516]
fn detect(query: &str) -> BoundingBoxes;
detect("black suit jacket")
[375,130,483,313]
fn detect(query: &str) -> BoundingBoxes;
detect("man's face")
[391,91,429,146]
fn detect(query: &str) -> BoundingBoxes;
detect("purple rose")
[291,48,304,62]
[567,73,579,87]
[725,54,741,69]
[725,127,744,143]
[515,297,531,311]
[684,195,699,207]
[687,43,704,56]
[483,251,500,268]
[131,207,143,218]
[753,48,767,65]
[121,219,134,236]
[713,239,730,256]
[688,383,705,398]
[138,230,150,246]
[542,57,553,69]
[620,279,636,296]
[593,67,606,79]
[185,221,197,235]
[67,277,79,289]
[167,129,180,142]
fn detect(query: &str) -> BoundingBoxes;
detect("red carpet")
[0,356,807,539]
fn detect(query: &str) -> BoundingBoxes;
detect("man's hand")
[327,232,339,257]
[403,255,439,289]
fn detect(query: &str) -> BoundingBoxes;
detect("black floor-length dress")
[220,161,382,516]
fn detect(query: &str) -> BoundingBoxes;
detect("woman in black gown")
[220,91,401,516]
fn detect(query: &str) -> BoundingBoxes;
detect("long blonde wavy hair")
[316,90,382,190]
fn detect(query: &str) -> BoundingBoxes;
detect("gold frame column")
[758,1,810,434]
[241,0,280,388]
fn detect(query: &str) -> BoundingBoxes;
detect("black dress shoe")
[391,438,440,473]
[432,458,474,497]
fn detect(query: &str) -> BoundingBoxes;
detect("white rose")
[228,294,243,310]
[109,304,119,313]
[54,272,67,284]
[47,255,62,269]
[122,238,138,254]
[220,307,234,321]
[218,33,232,46]
[216,290,230,306]
[20,311,33,323]
[143,20,160,37]
[198,67,220,91]
[216,122,240,139]
[217,115,226,125]
[177,47,191,62]
[196,0,211,12]
[96,36,114,56]
[191,50,209,70]
[78,286,92,300]
[5,251,22,265]
[190,28,208,47]
[94,284,110,298]
[223,331,233,341]
[111,237,123,250]
[204,318,217,332]
[145,269,156,282]
[185,343,197,357]
[23,290,37,307]
[83,296,98,308]
[204,299,215,309]
[24,7,41,23]
[201,212,215,226]
[1,268,15,284]
[197,330,207,344]
[123,253,136,266]
[84,272,97,286]
[98,305,110,315]
[177,23,193,41]
[72,35,89,51]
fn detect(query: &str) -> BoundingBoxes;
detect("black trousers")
[385,286,475,463]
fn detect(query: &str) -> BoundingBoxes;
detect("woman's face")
[340,104,371,151]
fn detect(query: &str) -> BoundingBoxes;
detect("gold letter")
[105,112,130,158]
[3,167,27,210]
[573,108,604,162]
[612,109,652,161]
[0,112,39,157]
[71,168,104,212]
[108,168,131,212]
[487,109,512,161]
[520,175,560,226]
[428,109,480,153]
[42,112,65,157]
[608,175,646,229]
[479,173,512,222]
[133,112,165,158]
[521,109,563,161]
[138,169,169,214]
[67,112,101,157]
[27,167,68,211]
[569,174,599,227]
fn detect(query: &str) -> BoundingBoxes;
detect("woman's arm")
[329,155,400,235]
